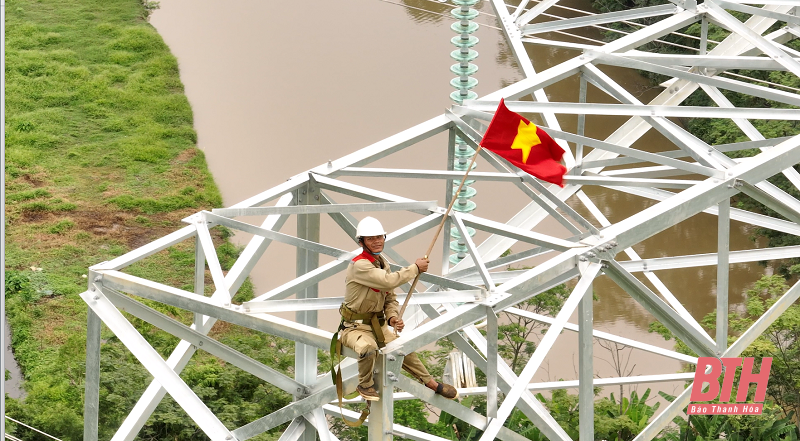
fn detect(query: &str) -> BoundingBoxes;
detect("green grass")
[3,1,290,439]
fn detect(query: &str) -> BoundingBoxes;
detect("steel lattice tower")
[82,1,800,440]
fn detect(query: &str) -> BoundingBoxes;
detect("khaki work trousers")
[340,324,433,388]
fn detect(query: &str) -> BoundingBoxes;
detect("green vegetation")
[4,0,290,439]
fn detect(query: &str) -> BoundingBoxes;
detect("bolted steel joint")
[386,354,396,362]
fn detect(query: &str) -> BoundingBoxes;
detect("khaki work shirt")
[343,252,419,326]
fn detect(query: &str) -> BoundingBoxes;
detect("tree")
[497,284,571,375]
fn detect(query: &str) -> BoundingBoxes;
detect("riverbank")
[3,1,288,439]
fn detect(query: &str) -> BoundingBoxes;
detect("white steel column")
[193,235,205,328]
[369,353,401,441]
[576,73,588,166]
[717,198,730,353]
[486,306,498,418]
[295,181,320,441]
[84,298,101,441]
[578,261,594,440]
[479,263,601,441]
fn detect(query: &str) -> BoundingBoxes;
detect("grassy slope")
[5,1,292,439]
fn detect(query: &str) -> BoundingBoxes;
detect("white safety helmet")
[355,216,386,241]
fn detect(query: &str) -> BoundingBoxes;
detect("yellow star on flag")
[510,120,541,164]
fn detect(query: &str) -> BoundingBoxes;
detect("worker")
[338,216,459,401]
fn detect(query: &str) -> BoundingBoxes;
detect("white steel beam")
[458,212,581,251]
[601,136,800,251]
[242,290,483,313]
[310,115,451,176]
[600,185,800,236]
[99,270,339,353]
[601,9,701,53]
[430,306,575,441]
[82,290,236,441]
[506,307,698,364]
[717,198,731,353]
[211,201,437,217]
[699,84,800,191]
[516,0,560,26]
[111,195,293,441]
[195,220,230,300]
[277,419,305,441]
[582,63,727,170]
[705,1,800,78]
[567,175,695,189]
[603,260,718,358]
[91,225,197,271]
[575,190,710,338]
[738,178,800,225]
[232,380,351,441]
[336,167,521,182]
[619,245,800,272]
[621,52,800,70]
[521,4,676,35]
[722,0,800,4]
[461,100,800,120]
[203,211,354,260]
[252,260,349,302]
[714,0,800,26]
[453,213,494,289]
[478,263,602,441]
[395,376,530,441]
[103,287,306,395]
[593,51,800,107]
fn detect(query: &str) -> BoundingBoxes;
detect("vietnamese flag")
[480,99,567,186]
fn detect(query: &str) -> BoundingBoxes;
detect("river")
[150,0,768,403]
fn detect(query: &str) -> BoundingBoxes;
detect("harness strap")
[371,314,386,348]
[330,318,370,427]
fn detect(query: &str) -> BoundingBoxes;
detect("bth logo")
[688,357,772,415]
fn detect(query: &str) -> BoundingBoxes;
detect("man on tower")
[338,216,459,401]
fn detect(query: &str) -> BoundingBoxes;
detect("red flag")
[479,99,567,186]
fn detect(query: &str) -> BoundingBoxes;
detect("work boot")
[434,382,459,400]
[357,385,380,401]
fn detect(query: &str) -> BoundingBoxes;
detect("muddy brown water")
[150,0,768,403]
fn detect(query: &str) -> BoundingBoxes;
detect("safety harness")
[329,251,387,427]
